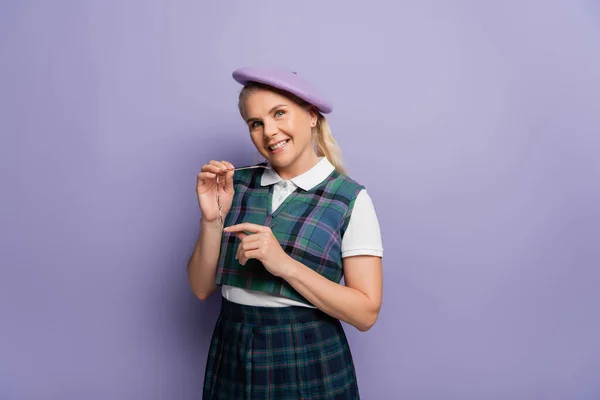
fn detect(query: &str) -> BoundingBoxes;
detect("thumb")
[235,232,248,241]
[225,170,234,193]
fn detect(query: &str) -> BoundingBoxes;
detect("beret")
[232,67,332,114]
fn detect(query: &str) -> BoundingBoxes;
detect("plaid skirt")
[202,298,360,399]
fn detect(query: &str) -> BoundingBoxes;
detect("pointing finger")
[224,223,268,234]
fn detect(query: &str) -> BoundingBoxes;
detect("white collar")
[260,157,335,191]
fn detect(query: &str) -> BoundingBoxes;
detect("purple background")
[2,1,599,399]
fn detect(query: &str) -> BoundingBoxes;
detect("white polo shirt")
[221,157,383,308]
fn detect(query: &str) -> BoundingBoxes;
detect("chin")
[267,157,292,169]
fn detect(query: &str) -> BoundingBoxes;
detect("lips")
[268,140,289,152]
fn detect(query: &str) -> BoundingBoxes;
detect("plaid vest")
[215,165,364,305]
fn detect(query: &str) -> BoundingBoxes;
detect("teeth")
[269,140,288,151]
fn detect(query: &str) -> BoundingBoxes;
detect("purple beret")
[232,67,332,114]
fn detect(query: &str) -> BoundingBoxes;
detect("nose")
[262,119,278,139]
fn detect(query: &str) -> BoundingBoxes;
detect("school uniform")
[202,157,383,399]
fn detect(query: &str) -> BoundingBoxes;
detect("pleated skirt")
[202,298,360,399]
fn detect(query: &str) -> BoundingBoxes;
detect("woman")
[187,67,383,399]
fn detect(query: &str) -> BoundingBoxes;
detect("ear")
[307,106,318,128]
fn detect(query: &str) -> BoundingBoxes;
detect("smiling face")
[240,86,319,179]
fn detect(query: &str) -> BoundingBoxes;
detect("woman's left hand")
[223,223,291,277]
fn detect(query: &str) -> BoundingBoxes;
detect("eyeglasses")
[216,165,271,227]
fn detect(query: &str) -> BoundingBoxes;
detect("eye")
[274,109,286,118]
[250,121,263,129]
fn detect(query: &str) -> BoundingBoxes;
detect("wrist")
[280,256,300,281]
[200,217,223,232]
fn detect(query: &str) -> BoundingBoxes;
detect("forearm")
[187,218,223,300]
[281,259,380,331]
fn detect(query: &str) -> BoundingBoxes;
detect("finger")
[236,243,242,260]
[242,250,261,264]
[235,232,249,241]
[209,160,229,173]
[237,244,247,264]
[221,160,235,171]
[240,240,261,252]
[236,235,260,263]
[239,249,259,266]
[224,169,234,193]
[224,223,269,234]
[197,172,216,183]
[201,163,226,175]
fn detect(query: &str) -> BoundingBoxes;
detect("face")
[242,88,318,177]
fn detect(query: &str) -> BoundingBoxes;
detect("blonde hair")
[312,114,346,174]
[238,82,347,174]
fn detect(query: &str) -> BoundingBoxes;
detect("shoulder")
[335,171,363,187]
[327,171,365,199]
[349,189,378,221]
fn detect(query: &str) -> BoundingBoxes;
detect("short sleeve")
[341,189,384,258]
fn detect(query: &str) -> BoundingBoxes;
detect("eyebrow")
[245,104,288,123]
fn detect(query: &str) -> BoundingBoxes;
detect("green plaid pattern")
[215,165,364,305]
[203,298,360,399]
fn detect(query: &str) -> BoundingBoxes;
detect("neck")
[275,150,320,180]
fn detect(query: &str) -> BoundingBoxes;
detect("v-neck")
[259,165,337,227]
[265,185,300,224]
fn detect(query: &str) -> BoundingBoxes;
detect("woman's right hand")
[196,160,235,224]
